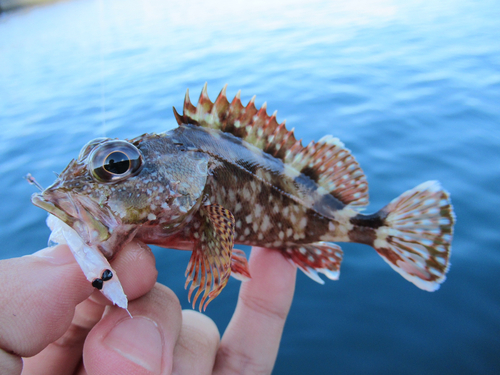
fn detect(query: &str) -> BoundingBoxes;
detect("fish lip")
[32,192,76,227]
[32,190,112,245]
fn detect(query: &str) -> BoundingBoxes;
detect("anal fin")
[185,204,235,311]
[283,242,343,284]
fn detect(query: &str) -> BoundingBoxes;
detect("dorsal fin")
[173,83,300,158]
[286,135,369,208]
[173,84,369,208]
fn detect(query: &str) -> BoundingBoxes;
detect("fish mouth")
[32,190,111,245]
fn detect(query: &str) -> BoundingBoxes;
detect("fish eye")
[89,140,143,182]
[78,138,110,161]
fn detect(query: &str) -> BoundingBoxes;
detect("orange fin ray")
[230,248,251,281]
[184,204,235,311]
[283,242,343,284]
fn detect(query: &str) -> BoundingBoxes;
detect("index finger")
[0,244,93,374]
[213,247,296,375]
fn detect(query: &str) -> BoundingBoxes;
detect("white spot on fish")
[299,217,308,229]
[260,215,271,231]
[148,213,156,220]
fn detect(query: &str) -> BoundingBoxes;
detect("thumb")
[83,284,183,375]
[0,245,93,374]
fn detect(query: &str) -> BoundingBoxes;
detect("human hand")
[0,244,296,374]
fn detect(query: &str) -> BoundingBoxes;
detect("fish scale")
[31,84,455,310]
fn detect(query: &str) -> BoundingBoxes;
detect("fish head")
[32,134,210,254]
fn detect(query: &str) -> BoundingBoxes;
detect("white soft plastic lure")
[47,214,130,313]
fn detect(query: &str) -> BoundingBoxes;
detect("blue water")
[1,0,499,373]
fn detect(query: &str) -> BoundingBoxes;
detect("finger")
[213,247,296,375]
[0,351,22,375]
[0,245,92,362]
[83,283,182,375]
[171,310,220,375]
[21,241,158,375]
[20,299,105,375]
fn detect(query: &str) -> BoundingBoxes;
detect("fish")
[31,84,455,311]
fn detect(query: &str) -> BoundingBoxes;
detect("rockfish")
[32,84,455,310]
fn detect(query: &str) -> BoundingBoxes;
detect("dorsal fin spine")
[201,82,208,97]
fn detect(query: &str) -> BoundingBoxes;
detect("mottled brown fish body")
[168,125,345,246]
[31,84,455,310]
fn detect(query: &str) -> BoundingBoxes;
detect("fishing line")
[98,0,107,134]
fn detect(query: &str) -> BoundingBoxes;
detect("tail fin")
[372,181,455,291]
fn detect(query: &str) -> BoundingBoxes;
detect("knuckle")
[239,293,288,322]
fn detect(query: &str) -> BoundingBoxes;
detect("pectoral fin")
[230,248,251,281]
[185,204,235,311]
